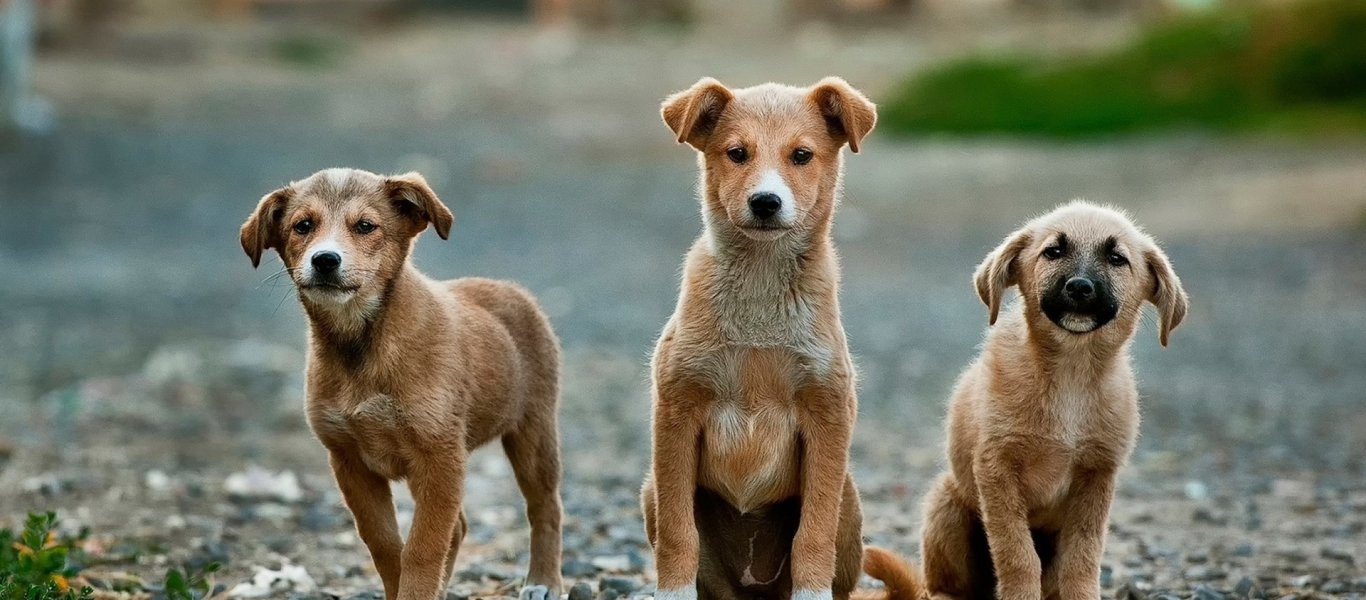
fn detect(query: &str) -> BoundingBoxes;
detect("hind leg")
[503,410,564,598]
[921,474,986,600]
[833,475,864,600]
[437,510,469,594]
[642,476,659,548]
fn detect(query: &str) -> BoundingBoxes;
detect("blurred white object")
[144,469,173,492]
[1183,479,1210,501]
[228,563,317,598]
[0,0,55,134]
[224,466,305,503]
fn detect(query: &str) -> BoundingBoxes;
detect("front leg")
[791,382,856,600]
[976,448,1042,600]
[650,378,706,600]
[330,451,404,600]
[398,448,466,600]
[1052,467,1117,600]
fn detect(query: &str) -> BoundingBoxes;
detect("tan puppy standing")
[640,76,896,600]
[903,202,1189,600]
[240,168,563,600]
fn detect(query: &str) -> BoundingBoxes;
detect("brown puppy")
[239,168,563,600]
[640,77,884,600]
[913,201,1189,600]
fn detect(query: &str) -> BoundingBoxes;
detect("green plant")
[271,34,349,69]
[2,512,224,600]
[0,513,92,600]
[163,561,222,600]
[882,0,1366,138]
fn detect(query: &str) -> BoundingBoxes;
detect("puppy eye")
[1108,252,1129,267]
[354,220,377,234]
[791,148,813,165]
[726,146,748,164]
[1042,245,1065,260]
[292,219,314,235]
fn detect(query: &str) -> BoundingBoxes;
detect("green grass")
[271,33,350,69]
[881,0,1366,138]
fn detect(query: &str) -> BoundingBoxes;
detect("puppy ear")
[973,227,1032,325]
[809,76,877,153]
[240,186,292,268]
[1145,245,1189,347]
[661,77,734,149]
[385,172,453,240]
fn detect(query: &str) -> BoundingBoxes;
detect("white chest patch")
[705,249,833,375]
[1053,387,1091,448]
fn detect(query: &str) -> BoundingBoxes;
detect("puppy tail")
[854,546,925,600]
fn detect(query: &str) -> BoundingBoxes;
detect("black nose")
[1064,277,1095,301]
[748,193,782,219]
[311,251,341,274]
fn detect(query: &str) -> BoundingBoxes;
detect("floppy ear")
[661,77,734,149]
[974,227,1032,325]
[1145,245,1189,347]
[385,172,453,240]
[239,186,292,268]
[809,76,877,153]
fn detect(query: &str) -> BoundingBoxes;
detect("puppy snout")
[312,251,342,274]
[748,192,782,219]
[1064,277,1096,302]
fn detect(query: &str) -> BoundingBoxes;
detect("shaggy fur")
[240,168,563,600]
[878,201,1189,600]
[640,77,914,600]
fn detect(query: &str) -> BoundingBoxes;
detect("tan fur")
[240,169,563,600]
[918,201,1189,600]
[642,77,883,600]
[855,548,924,600]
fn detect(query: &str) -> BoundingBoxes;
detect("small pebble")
[1233,576,1263,599]
[598,577,639,596]
[1115,581,1147,600]
[1320,580,1347,594]
[563,559,599,578]
[1320,547,1354,564]
[1184,565,1226,581]
[568,582,594,600]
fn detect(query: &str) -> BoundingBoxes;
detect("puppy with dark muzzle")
[240,168,563,600]
[875,201,1189,600]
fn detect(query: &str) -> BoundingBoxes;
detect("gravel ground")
[1,15,1364,600]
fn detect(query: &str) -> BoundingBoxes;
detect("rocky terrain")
[1,13,1364,600]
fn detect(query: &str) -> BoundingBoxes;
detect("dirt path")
[1,15,1364,600]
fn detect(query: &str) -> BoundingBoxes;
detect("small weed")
[0,513,93,600]
[163,562,222,600]
[2,513,221,600]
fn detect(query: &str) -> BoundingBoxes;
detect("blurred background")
[0,0,1363,598]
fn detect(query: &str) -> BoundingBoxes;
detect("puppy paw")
[519,584,551,600]
[792,589,833,600]
[653,585,698,600]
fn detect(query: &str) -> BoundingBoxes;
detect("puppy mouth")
[300,282,360,294]
[738,223,792,240]
[1056,313,1102,333]
[1042,306,1117,335]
